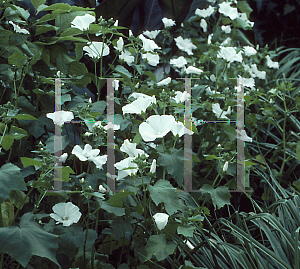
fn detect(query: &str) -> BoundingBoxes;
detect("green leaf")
[53,166,75,182]
[100,201,125,216]
[297,141,300,160]
[30,0,46,10]
[60,27,83,37]
[111,216,133,240]
[177,225,195,237]
[114,65,132,79]
[237,1,253,18]
[107,191,135,207]
[0,163,27,204]
[144,71,157,82]
[8,190,29,209]
[35,25,58,35]
[148,180,180,215]
[200,184,231,209]
[158,148,184,186]
[68,61,88,76]
[8,50,28,68]
[9,33,28,46]
[132,132,142,145]
[0,202,14,227]
[44,135,70,154]
[40,3,71,11]
[20,157,42,168]
[12,114,37,121]
[146,234,176,261]
[50,44,74,75]
[0,225,59,268]
[1,135,14,151]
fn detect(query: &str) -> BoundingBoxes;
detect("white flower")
[266,55,279,69]
[129,92,152,99]
[142,53,160,66]
[195,6,215,17]
[250,64,266,79]
[217,46,242,63]
[170,56,187,68]
[9,21,29,34]
[46,111,74,126]
[98,185,106,193]
[113,80,119,90]
[200,19,207,32]
[223,161,229,172]
[120,139,148,158]
[56,153,68,163]
[171,121,194,137]
[50,202,82,226]
[242,77,255,88]
[122,95,156,114]
[115,37,124,52]
[218,2,239,20]
[143,30,161,39]
[207,33,213,44]
[162,18,176,27]
[172,91,190,103]
[236,129,252,142]
[114,20,118,26]
[153,213,169,230]
[238,13,254,28]
[212,103,231,119]
[103,122,120,131]
[119,50,135,65]
[150,159,156,173]
[186,66,203,75]
[114,157,138,180]
[174,36,197,55]
[83,42,110,59]
[139,34,161,52]
[184,240,194,250]
[72,144,107,169]
[243,46,257,56]
[139,115,176,142]
[71,14,95,31]
[157,77,171,86]
[221,25,231,33]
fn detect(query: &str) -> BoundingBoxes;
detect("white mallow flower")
[72,144,107,169]
[98,185,106,193]
[184,240,194,250]
[218,2,239,20]
[162,17,176,27]
[223,161,229,172]
[195,6,215,17]
[142,53,159,66]
[236,129,252,142]
[242,77,255,88]
[217,46,242,63]
[143,30,161,39]
[266,55,279,69]
[200,19,207,32]
[122,95,156,114]
[83,42,110,59]
[139,34,161,52]
[207,33,213,44]
[129,92,153,99]
[170,56,187,68]
[114,157,138,180]
[171,121,194,137]
[50,202,82,226]
[150,159,156,173]
[119,50,134,65]
[115,37,124,52]
[55,153,68,163]
[120,139,148,158]
[113,80,119,90]
[153,213,169,230]
[221,25,231,33]
[249,64,266,79]
[9,21,29,34]
[71,14,95,31]
[46,111,74,126]
[243,46,257,56]
[172,91,190,103]
[157,77,171,86]
[103,122,120,131]
[238,13,254,28]
[186,66,203,75]
[212,103,231,119]
[174,36,197,55]
[139,115,176,142]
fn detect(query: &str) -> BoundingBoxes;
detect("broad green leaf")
[114,65,132,79]
[68,61,88,76]
[35,25,58,35]
[146,234,176,261]
[1,135,14,151]
[44,135,70,154]
[144,71,157,82]
[40,3,71,11]
[12,114,37,121]
[0,202,14,227]
[0,163,27,204]
[30,0,46,10]
[9,33,28,46]
[50,44,74,75]
[20,157,42,168]
[0,225,59,268]
[148,180,180,215]
[177,225,195,237]
[8,190,29,209]
[100,201,125,216]
[8,51,28,68]
[111,217,133,240]
[200,184,231,209]
[28,115,46,138]
[132,132,142,145]
[107,191,135,207]
[237,1,253,18]
[158,148,184,186]
[58,36,88,42]
[53,166,75,182]
[60,27,83,37]
[204,154,222,161]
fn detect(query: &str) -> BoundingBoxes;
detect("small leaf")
[21,157,43,168]
[107,191,135,207]
[237,1,253,18]
[200,184,231,209]
[177,225,195,237]
[146,234,176,261]
[8,51,28,68]
[30,0,46,10]
[12,114,37,121]
[144,71,157,82]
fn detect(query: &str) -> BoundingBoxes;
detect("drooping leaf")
[146,234,176,261]
[0,163,27,204]
[107,191,135,207]
[144,0,163,31]
[100,201,125,216]
[200,184,231,209]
